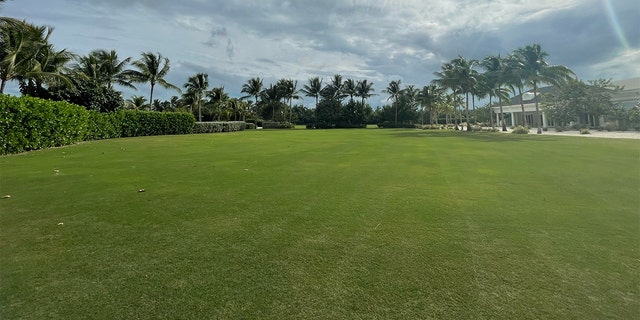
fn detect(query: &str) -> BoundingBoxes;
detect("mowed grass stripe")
[0,129,638,319]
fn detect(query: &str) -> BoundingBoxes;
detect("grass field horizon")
[1,129,638,319]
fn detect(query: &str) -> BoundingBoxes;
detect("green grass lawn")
[1,129,638,319]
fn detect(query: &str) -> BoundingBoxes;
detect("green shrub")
[1,95,195,155]
[511,126,529,134]
[193,121,246,134]
[377,121,416,128]
[1,95,89,154]
[119,111,195,137]
[245,123,256,130]
[263,121,294,129]
[85,111,122,140]
[580,128,590,134]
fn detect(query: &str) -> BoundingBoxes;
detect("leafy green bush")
[1,95,196,154]
[262,121,294,129]
[376,121,416,128]
[245,123,256,130]
[1,95,89,154]
[85,111,122,140]
[511,126,529,134]
[119,111,195,137]
[580,128,590,134]
[193,121,246,134]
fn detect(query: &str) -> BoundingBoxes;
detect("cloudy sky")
[3,0,639,106]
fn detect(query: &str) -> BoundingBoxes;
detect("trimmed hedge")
[1,95,89,154]
[376,121,417,128]
[1,95,196,155]
[193,121,246,134]
[262,121,294,129]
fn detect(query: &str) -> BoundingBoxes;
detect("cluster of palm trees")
[1,17,250,120]
[432,45,575,133]
[1,18,178,107]
[239,74,376,125]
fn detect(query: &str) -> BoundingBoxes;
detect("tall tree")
[481,54,513,131]
[433,56,480,131]
[321,74,346,101]
[343,78,357,103]
[383,79,402,124]
[0,18,55,93]
[277,78,299,123]
[18,43,74,96]
[126,52,180,110]
[514,44,575,133]
[183,72,209,121]
[301,76,323,120]
[93,49,134,89]
[126,95,147,110]
[503,54,529,127]
[355,79,375,105]
[241,77,263,104]
[417,84,444,126]
[207,86,229,121]
[241,77,263,126]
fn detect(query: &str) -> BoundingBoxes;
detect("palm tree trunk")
[394,101,398,124]
[533,82,542,134]
[466,92,471,131]
[499,96,507,131]
[198,100,202,122]
[488,94,494,128]
[149,84,155,111]
[518,86,526,127]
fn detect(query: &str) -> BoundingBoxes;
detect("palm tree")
[93,49,134,89]
[18,43,74,96]
[0,18,54,93]
[503,54,528,127]
[207,86,229,121]
[126,52,180,110]
[126,95,147,110]
[278,78,299,123]
[417,84,444,126]
[241,77,263,104]
[321,74,346,101]
[241,77,263,127]
[383,79,402,124]
[301,76,323,120]
[514,44,575,133]
[183,72,209,121]
[433,56,480,131]
[355,79,375,105]
[343,79,357,103]
[482,55,512,131]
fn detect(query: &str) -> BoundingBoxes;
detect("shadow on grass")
[390,129,563,143]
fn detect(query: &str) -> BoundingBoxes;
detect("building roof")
[508,86,555,105]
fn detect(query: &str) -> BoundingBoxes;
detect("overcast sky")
[3,0,639,106]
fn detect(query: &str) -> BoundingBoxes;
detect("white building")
[491,78,640,128]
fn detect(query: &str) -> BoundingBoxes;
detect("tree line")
[3,17,636,131]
